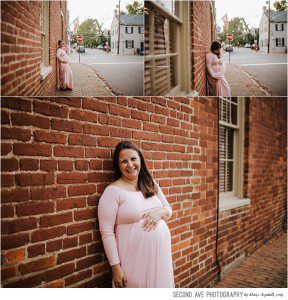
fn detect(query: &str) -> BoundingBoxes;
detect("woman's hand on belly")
[142,208,167,231]
[112,264,127,288]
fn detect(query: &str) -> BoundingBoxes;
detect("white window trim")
[145,0,193,96]
[126,40,134,49]
[126,26,133,34]
[40,64,52,80]
[219,97,251,212]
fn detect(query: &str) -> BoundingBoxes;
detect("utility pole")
[267,0,271,53]
[117,0,120,55]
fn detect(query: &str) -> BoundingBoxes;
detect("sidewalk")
[215,231,287,288]
[225,63,270,96]
[54,62,113,97]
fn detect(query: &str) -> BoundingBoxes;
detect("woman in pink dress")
[56,40,73,90]
[98,141,174,288]
[206,41,231,97]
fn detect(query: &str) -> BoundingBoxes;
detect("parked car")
[244,43,251,48]
[136,48,144,55]
[97,45,104,50]
[224,45,233,52]
[77,46,85,53]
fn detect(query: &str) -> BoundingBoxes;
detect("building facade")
[259,7,287,53]
[144,0,216,96]
[1,97,286,288]
[1,0,68,96]
[110,11,144,55]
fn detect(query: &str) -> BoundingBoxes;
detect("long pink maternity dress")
[56,48,73,90]
[206,52,231,97]
[98,183,174,288]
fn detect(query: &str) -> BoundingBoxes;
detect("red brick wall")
[1,97,218,288]
[1,1,67,96]
[191,1,216,96]
[216,98,287,277]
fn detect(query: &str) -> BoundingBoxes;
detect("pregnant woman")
[98,141,174,288]
[206,41,231,97]
[56,40,73,90]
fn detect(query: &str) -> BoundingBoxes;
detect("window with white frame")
[276,38,284,47]
[219,98,250,212]
[40,1,49,68]
[219,98,238,195]
[139,26,144,34]
[126,27,133,34]
[144,0,192,96]
[275,23,284,31]
[126,40,134,48]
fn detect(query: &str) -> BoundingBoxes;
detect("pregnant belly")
[62,54,70,62]
[116,219,171,249]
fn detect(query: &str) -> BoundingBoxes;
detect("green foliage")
[76,18,107,47]
[273,0,287,11]
[126,1,144,14]
[70,32,77,45]
[219,17,256,46]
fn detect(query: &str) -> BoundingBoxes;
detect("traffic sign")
[227,33,233,41]
[77,35,83,43]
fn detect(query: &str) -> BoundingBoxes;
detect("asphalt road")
[222,47,287,96]
[70,48,144,96]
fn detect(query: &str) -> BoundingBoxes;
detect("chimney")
[114,9,118,16]
[262,6,267,13]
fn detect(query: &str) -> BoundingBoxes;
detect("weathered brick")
[18,255,56,275]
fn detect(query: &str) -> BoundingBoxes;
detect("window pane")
[219,126,225,159]
[231,103,238,125]
[156,1,175,14]
[227,127,234,159]
[219,125,234,193]
[219,161,225,193]
[226,161,233,192]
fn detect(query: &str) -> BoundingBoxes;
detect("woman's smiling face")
[118,149,141,181]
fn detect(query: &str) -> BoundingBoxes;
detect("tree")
[76,18,106,47]
[126,1,144,14]
[219,17,252,46]
[273,0,287,11]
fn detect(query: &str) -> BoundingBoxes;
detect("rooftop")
[119,14,144,26]
[264,10,287,22]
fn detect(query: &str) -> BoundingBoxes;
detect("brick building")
[1,1,68,96]
[144,0,216,96]
[1,97,286,288]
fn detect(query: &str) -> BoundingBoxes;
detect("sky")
[68,0,270,31]
[68,0,142,31]
[215,0,268,30]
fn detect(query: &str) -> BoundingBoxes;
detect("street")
[70,48,144,96]
[222,47,287,96]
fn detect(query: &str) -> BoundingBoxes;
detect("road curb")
[233,63,271,96]
[82,63,115,96]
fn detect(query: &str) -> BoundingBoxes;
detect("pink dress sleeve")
[98,187,121,266]
[206,53,216,78]
[57,48,63,62]
[154,181,173,219]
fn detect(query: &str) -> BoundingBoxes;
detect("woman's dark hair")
[58,40,63,47]
[211,41,221,51]
[113,141,158,198]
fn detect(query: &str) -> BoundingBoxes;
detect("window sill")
[219,196,250,212]
[41,65,52,81]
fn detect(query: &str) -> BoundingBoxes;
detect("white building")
[259,7,287,53]
[110,11,144,54]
